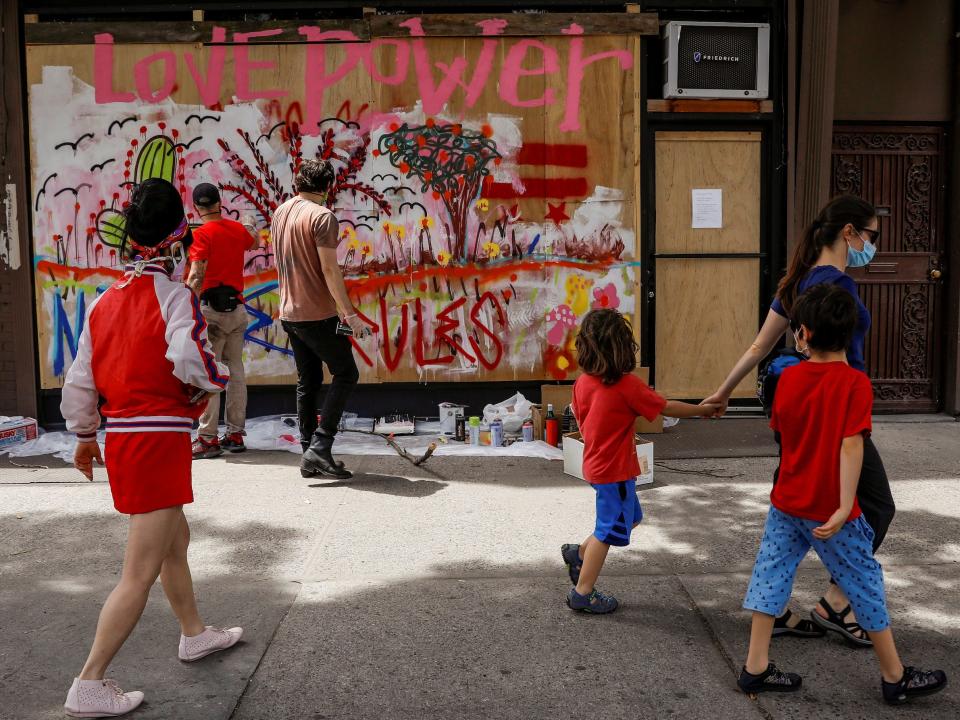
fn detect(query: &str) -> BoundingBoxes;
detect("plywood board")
[654,131,761,254]
[654,258,759,399]
[26,34,641,388]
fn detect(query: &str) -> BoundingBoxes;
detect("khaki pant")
[198,304,248,440]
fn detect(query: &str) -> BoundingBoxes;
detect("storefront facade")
[1,0,957,423]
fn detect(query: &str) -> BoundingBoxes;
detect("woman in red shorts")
[60,179,243,718]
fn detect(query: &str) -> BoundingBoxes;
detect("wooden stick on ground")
[340,428,437,466]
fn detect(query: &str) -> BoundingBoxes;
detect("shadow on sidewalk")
[308,472,448,497]
[0,510,305,720]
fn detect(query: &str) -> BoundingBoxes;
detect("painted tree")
[218,121,391,226]
[376,119,501,262]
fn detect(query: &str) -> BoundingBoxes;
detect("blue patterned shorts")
[744,506,889,632]
[593,479,643,547]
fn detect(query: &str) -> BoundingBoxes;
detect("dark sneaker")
[561,543,582,585]
[192,437,223,460]
[882,666,947,705]
[567,587,618,614]
[220,432,246,453]
[738,663,802,694]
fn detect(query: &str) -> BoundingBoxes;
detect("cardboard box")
[0,417,39,449]
[562,432,654,486]
[540,366,664,436]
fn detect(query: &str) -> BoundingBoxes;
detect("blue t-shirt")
[770,266,871,372]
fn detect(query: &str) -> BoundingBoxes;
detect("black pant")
[281,318,359,443]
[774,434,895,553]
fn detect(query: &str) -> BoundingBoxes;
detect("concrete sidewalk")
[1,421,958,719]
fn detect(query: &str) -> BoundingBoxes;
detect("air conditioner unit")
[663,21,770,99]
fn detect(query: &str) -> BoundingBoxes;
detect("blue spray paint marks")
[51,291,85,376]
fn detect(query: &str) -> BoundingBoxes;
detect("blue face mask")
[846,232,877,268]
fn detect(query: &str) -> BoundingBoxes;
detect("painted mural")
[28,24,640,387]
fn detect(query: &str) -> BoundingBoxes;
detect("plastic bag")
[482,392,532,434]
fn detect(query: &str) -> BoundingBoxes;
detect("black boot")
[301,431,352,479]
[301,440,345,470]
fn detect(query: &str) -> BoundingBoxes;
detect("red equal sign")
[485,143,588,199]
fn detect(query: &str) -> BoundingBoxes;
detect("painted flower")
[420,216,434,229]
[341,226,359,250]
[394,225,406,239]
[258,229,271,245]
[545,304,577,346]
[436,250,451,267]
[482,241,501,259]
[475,198,490,212]
[359,242,372,257]
[544,345,576,381]
[591,282,621,310]
[382,221,392,235]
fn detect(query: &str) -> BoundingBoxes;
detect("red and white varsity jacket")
[61,264,229,440]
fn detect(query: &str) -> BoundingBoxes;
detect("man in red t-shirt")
[738,284,946,705]
[186,183,258,458]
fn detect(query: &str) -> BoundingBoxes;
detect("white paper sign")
[691,188,723,229]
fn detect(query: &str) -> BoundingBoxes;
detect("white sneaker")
[178,625,243,662]
[64,678,144,718]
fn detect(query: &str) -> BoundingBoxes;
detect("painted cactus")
[96,134,178,252]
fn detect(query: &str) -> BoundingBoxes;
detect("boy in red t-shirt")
[739,284,946,705]
[563,309,718,613]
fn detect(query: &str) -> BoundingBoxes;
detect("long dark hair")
[575,309,638,384]
[777,194,876,315]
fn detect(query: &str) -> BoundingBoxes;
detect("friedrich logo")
[693,51,740,63]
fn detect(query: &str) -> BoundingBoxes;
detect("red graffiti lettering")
[379,297,409,372]
[133,51,177,104]
[348,308,379,367]
[184,27,228,107]
[234,29,288,101]
[94,34,136,103]
[469,292,506,370]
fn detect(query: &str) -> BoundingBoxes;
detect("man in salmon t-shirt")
[271,160,370,481]
[186,183,258,459]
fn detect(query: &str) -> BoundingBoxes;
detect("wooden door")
[653,131,762,398]
[831,126,946,412]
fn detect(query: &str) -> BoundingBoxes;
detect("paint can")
[490,420,503,448]
[455,416,466,442]
[468,416,481,446]
[522,420,534,442]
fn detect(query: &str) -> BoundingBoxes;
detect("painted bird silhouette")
[107,116,137,135]
[89,159,116,173]
[55,133,94,153]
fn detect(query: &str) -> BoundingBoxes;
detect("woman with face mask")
[60,179,243,717]
[705,194,893,648]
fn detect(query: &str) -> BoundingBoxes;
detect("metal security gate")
[831,125,947,412]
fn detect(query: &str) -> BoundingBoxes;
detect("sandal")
[773,609,827,638]
[809,598,873,647]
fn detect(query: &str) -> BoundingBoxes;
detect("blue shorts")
[744,506,889,632]
[593,480,643,547]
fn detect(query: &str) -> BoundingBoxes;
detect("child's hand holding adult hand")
[74,440,103,481]
[702,392,729,418]
[813,507,850,540]
[697,401,722,417]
